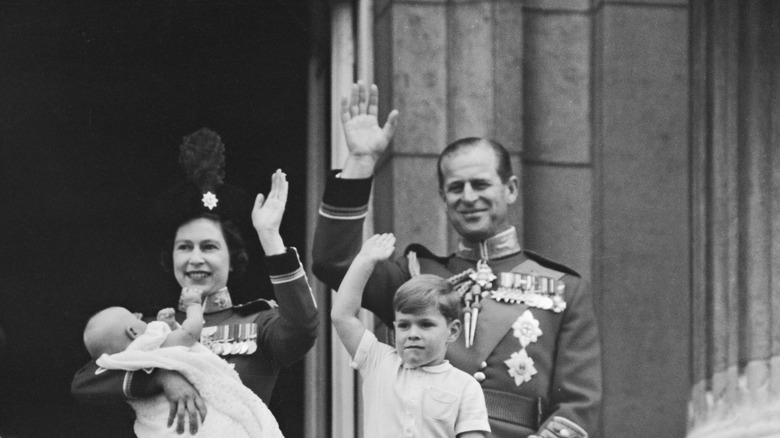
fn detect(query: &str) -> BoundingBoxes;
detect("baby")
[83,288,283,438]
[84,288,205,360]
[330,233,491,438]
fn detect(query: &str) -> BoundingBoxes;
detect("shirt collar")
[178,287,233,314]
[402,360,453,373]
[456,226,521,261]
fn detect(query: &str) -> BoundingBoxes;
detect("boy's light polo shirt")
[351,330,490,438]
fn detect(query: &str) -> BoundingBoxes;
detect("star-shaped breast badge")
[505,349,537,386]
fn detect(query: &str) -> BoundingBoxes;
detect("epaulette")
[404,243,451,265]
[233,298,278,316]
[523,249,581,277]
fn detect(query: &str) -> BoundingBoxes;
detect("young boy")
[83,287,283,438]
[331,233,490,438]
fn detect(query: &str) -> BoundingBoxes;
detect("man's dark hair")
[393,274,460,322]
[436,137,513,189]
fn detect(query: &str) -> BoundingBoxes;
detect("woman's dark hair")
[159,212,249,277]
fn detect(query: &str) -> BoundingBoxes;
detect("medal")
[490,273,567,313]
[201,323,257,356]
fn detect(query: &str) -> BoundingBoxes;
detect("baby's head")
[392,274,462,368]
[83,307,147,359]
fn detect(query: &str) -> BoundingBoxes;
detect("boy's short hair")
[393,274,460,322]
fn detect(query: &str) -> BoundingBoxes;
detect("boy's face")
[393,305,461,368]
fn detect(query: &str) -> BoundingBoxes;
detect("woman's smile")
[186,271,211,280]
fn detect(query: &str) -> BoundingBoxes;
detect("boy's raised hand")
[359,233,396,263]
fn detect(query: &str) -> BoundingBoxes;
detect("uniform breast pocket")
[423,387,458,420]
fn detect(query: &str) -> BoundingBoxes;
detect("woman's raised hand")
[252,169,288,255]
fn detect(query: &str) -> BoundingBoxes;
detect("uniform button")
[474,371,486,382]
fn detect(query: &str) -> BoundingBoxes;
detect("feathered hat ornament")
[179,128,226,210]
[152,128,253,240]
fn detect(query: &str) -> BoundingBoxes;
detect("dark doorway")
[0,2,311,436]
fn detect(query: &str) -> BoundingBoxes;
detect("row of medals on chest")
[200,323,258,356]
[455,261,566,348]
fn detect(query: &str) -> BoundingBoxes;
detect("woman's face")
[172,218,231,295]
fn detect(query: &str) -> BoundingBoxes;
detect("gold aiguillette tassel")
[469,294,482,347]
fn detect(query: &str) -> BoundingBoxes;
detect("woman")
[71,129,318,435]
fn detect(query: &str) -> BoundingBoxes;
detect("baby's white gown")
[97,321,283,438]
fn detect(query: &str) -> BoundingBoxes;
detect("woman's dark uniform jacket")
[311,172,601,438]
[71,248,318,410]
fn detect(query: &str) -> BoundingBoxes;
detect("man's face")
[439,144,518,242]
[394,305,460,368]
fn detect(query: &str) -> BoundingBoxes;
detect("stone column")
[689,0,780,429]
[593,1,691,437]
[373,0,524,253]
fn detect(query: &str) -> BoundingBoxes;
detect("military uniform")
[72,247,318,410]
[312,173,601,438]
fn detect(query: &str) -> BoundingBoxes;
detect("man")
[313,82,601,438]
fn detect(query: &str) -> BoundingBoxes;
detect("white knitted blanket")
[97,323,283,438]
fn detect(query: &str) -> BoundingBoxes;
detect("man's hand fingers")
[349,83,360,117]
[358,81,369,114]
[382,109,399,141]
[340,97,351,124]
[368,84,379,116]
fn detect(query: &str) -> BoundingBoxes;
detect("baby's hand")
[359,233,396,263]
[179,287,203,307]
[157,308,180,330]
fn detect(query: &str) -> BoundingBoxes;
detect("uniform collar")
[178,287,233,314]
[456,227,521,261]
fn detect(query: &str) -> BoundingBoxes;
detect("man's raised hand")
[341,81,399,178]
